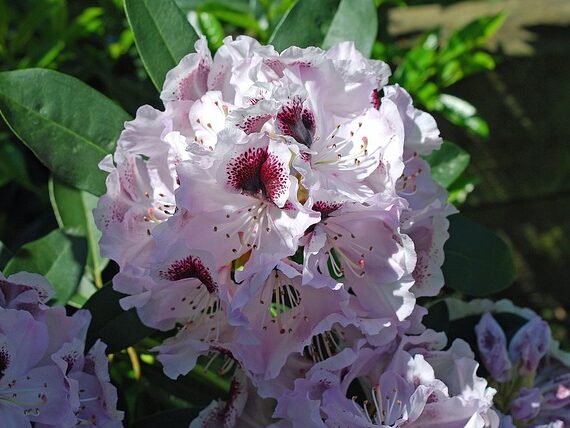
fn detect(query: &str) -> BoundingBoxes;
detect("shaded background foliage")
[0,0,568,425]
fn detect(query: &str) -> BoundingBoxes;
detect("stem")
[127,347,141,380]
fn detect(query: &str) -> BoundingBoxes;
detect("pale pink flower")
[0,272,122,427]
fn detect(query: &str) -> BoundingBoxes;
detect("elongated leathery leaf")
[48,177,107,306]
[3,229,87,305]
[125,0,200,90]
[424,140,470,188]
[270,0,340,51]
[0,69,130,196]
[271,0,377,57]
[48,177,106,287]
[322,0,377,57]
[443,214,516,296]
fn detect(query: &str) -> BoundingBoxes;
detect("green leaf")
[424,141,470,188]
[197,12,225,51]
[439,52,496,87]
[443,214,517,296]
[0,139,33,191]
[48,176,106,306]
[447,172,478,205]
[133,408,201,428]
[3,229,87,305]
[48,177,106,287]
[83,284,155,353]
[423,300,449,333]
[0,240,13,270]
[270,0,378,56]
[196,2,261,34]
[322,0,378,57]
[68,275,98,308]
[269,0,340,51]
[440,13,506,63]
[125,0,200,90]
[393,32,439,93]
[0,69,130,196]
[436,94,489,138]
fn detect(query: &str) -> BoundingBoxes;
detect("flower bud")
[508,317,551,375]
[475,312,512,382]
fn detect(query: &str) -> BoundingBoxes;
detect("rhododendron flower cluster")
[447,298,570,427]
[0,271,122,427]
[93,36,504,426]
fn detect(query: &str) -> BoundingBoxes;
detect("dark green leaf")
[322,0,378,57]
[48,177,106,286]
[0,139,32,191]
[83,284,155,353]
[0,69,130,196]
[0,240,12,270]
[271,0,378,56]
[269,0,340,51]
[133,408,201,428]
[445,314,480,355]
[3,229,87,305]
[443,214,517,296]
[424,140,470,188]
[125,0,200,90]
[142,362,229,406]
[423,300,449,333]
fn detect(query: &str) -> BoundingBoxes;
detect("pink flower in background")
[447,298,570,427]
[474,313,569,427]
[0,271,123,427]
[273,331,497,428]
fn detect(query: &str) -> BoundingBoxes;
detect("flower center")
[304,329,343,363]
[258,270,303,335]
[276,96,316,147]
[226,147,288,204]
[159,255,217,293]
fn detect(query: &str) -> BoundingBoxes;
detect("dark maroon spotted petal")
[371,89,381,110]
[0,345,11,379]
[159,255,218,293]
[226,147,288,204]
[260,152,289,204]
[263,58,285,77]
[0,279,50,303]
[276,97,316,147]
[312,201,343,218]
[236,114,272,134]
[62,349,81,375]
[227,147,268,197]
